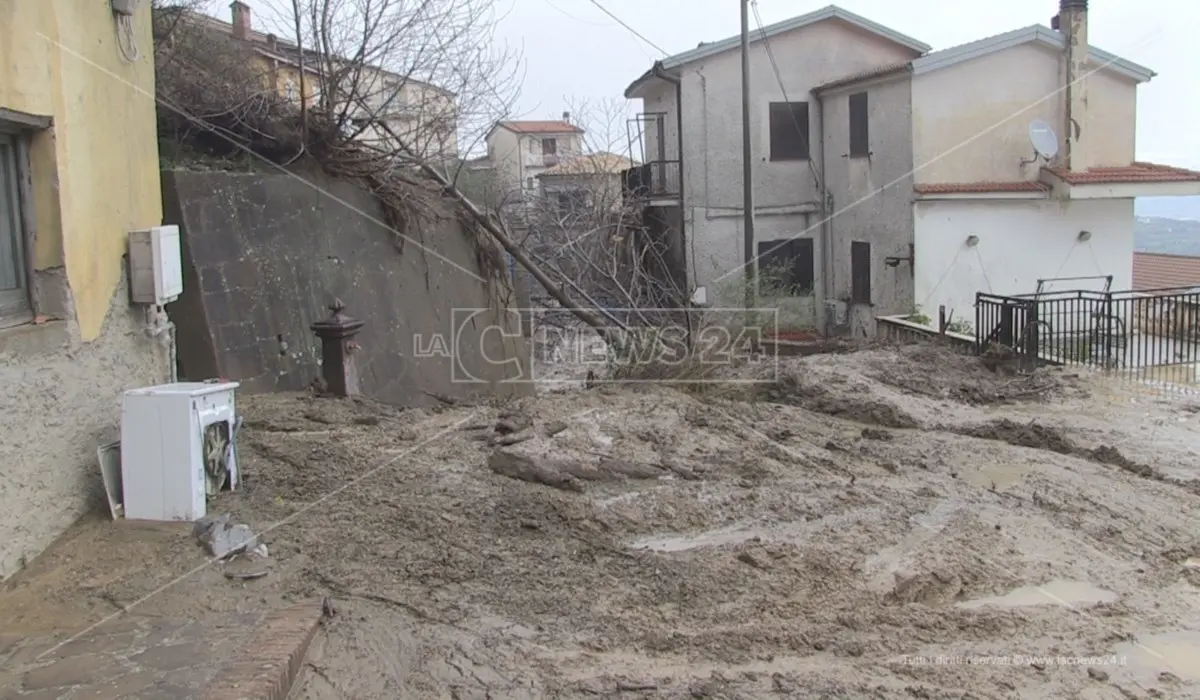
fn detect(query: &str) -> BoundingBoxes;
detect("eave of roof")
[492,121,584,136]
[813,61,912,93]
[813,23,1157,96]
[660,5,928,71]
[914,181,1050,195]
[1042,162,1200,185]
[911,24,1155,83]
[625,5,928,98]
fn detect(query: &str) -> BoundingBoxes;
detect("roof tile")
[539,153,634,177]
[1045,162,1200,185]
[1132,252,1200,291]
[498,121,584,134]
[914,181,1049,194]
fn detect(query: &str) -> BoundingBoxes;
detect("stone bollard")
[310,300,365,397]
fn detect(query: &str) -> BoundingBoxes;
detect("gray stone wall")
[162,169,531,406]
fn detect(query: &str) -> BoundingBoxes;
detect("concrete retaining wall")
[877,315,975,352]
[162,169,530,406]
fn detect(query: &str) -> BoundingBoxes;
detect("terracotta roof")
[914,181,1049,194]
[1132,252,1200,291]
[497,120,584,134]
[1044,162,1200,185]
[539,153,635,177]
[813,61,912,93]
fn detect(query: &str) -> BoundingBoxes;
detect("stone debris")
[487,450,584,493]
[194,513,259,559]
[486,450,669,492]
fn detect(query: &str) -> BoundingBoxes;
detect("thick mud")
[2,345,1198,699]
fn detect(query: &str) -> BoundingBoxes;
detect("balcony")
[523,153,565,168]
[622,160,681,203]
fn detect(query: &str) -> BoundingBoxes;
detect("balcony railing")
[622,160,681,202]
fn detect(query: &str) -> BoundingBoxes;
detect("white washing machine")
[120,381,241,521]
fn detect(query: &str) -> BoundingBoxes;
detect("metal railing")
[975,287,1200,384]
[622,160,681,202]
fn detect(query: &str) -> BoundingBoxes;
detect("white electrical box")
[128,225,183,305]
[120,381,241,522]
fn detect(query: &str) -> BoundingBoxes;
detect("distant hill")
[1136,196,1200,222]
[1135,216,1200,256]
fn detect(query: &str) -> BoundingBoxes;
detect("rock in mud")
[491,429,535,446]
[488,450,584,492]
[860,427,893,441]
[194,514,258,558]
[597,458,665,480]
[543,420,569,437]
[495,413,534,435]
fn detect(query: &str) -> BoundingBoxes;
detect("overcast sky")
[494,0,1199,169]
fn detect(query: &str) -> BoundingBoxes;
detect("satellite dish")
[1028,119,1059,160]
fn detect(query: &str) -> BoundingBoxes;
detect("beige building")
[537,153,635,213]
[484,118,586,205]
[190,1,458,160]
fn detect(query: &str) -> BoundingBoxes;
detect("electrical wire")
[973,247,993,293]
[585,0,669,57]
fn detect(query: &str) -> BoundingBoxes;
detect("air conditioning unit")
[120,381,241,522]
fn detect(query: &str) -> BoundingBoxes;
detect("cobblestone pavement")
[0,611,258,699]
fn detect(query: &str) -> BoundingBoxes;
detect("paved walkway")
[0,603,322,700]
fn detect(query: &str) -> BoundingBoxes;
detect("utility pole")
[740,0,756,314]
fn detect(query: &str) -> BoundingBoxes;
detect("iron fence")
[975,287,1200,385]
[622,160,681,202]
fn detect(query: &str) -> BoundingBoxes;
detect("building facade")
[623,2,1200,337]
[1,0,171,578]
[192,2,458,160]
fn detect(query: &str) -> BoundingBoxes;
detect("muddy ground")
[2,344,1199,699]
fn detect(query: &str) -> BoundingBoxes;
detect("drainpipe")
[651,62,687,297]
[1057,0,1089,170]
[812,89,833,332]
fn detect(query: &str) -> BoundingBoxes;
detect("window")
[541,138,557,155]
[526,177,535,191]
[851,241,871,304]
[768,102,810,161]
[555,191,589,211]
[0,131,31,322]
[757,238,814,295]
[849,92,869,157]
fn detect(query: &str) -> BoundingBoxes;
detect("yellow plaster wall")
[0,0,162,340]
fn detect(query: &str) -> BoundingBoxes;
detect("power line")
[586,0,670,57]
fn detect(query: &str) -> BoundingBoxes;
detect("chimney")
[562,111,570,123]
[230,1,251,40]
[266,33,277,52]
[1058,0,1088,170]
